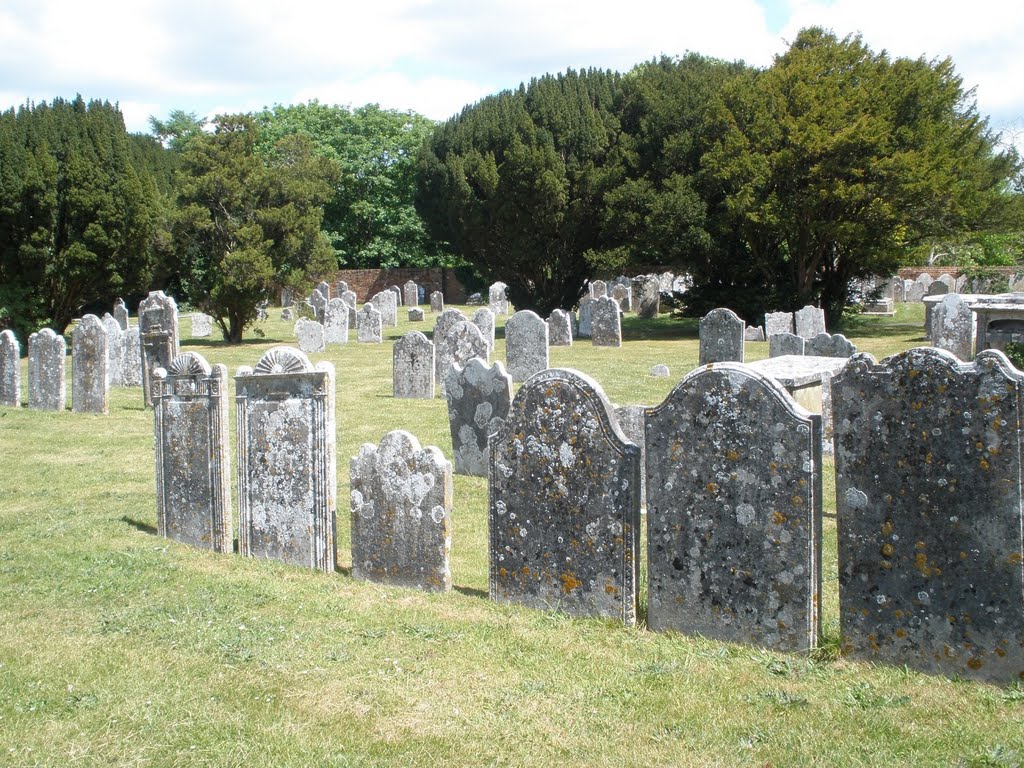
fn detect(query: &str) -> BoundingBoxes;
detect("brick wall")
[330,268,469,303]
[897,266,1021,280]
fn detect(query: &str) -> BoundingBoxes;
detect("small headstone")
[324,298,349,344]
[504,310,549,382]
[295,317,326,353]
[806,332,857,358]
[393,332,435,399]
[356,304,383,343]
[351,430,452,592]
[489,368,641,624]
[370,290,398,327]
[152,352,232,553]
[489,282,509,315]
[191,313,213,338]
[472,307,496,355]
[917,273,934,289]
[936,273,956,291]
[633,275,660,319]
[309,288,328,322]
[891,279,906,303]
[336,280,348,297]
[101,313,124,387]
[611,283,631,312]
[281,287,294,307]
[316,280,331,299]
[0,330,20,408]
[794,305,826,339]
[139,291,179,408]
[744,325,765,342]
[769,332,805,357]
[764,312,794,337]
[590,279,607,299]
[341,290,358,327]
[113,298,129,330]
[72,314,109,414]
[256,300,268,322]
[444,358,512,477]
[931,293,974,360]
[437,321,489,398]
[864,298,895,314]
[404,280,419,307]
[466,292,483,305]
[650,364,670,378]
[28,328,65,411]
[281,308,294,321]
[235,347,337,572]
[547,309,573,346]
[591,296,622,348]
[430,290,444,314]
[576,296,594,338]
[698,307,744,365]
[409,307,425,322]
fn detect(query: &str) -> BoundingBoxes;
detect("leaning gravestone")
[121,327,143,387]
[832,348,1024,682]
[633,275,660,319]
[445,358,512,477]
[308,288,328,322]
[139,290,179,408]
[436,321,489,398]
[393,332,435,399]
[152,352,232,553]
[236,347,337,572]
[548,309,573,346]
[356,304,383,343]
[806,332,857,358]
[0,330,19,408]
[324,298,349,344]
[504,310,549,382]
[72,314,108,415]
[472,307,496,355]
[350,430,453,592]
[489,368,641,624]
[101,313,123,387]
[404,280,419,307]
[191,313,213,338]
[489,282,509,315]
[432,309,468,383]
[28,328,65,411]
[930,293,974,360]
[591,296,622,348]
[698,307,744,365]
[764,311,794,337]
[113,298,129,330]
[646,363,822,651]
[295,317,326,353]
[769,332,806,358]
[370,290,398,328]
[430,290,444,314]
[576,296,594,338]
[794,305,826,339]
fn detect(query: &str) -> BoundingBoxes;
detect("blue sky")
[1,0,1021,153]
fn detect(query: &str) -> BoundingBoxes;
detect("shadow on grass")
[454,584,488,599]
[185,337,286,347]
[621,315,699,341]
[122,516,156,535]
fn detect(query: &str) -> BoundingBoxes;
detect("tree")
[173,114,338,342]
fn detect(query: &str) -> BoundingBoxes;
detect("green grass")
[2,303,1023,767]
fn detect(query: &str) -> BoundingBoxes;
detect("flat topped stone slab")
[747,355,847,388]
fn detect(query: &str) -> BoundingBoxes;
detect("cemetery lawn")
[2,303,1022,767]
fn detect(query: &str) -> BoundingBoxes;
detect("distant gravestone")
[931,293,974,360]
[591,296,622,348]
[436,321,489,398]
[548,309,573,346]
[891,279,906,303]
[295,317,326,353]
[28,328,65,411]
[191,313,213,338]
[472,307,496,355]
[744,325,765,342]
[281,308,294,321]
[611,283,631,312]
[351,430,452,592]
[576,296,594,338]
[646,363,822,651]
[371,290,398,327]
[139,291,179,408]
[806,332,857,358]
[324,298,349,344]
[504,310,549,382]
[650,364,670,378]
[393,332,435,399]
[408,307,425,322]
[445,358,512,477]
[698,308,744,365]
[102,313,123,387]
[794,305,826,339]
[390,285,403,307]
[633,275,660,319]
[152,352,232,553]
[309,288,328,322]
[926,281,949,297]
[917,273,934,290]
[340,289,358,327]
[0,330,20,408]
[335,280,349,297]
[590,279,607,299]
[356,304,383,343]
[122,327,143,387]
[281,287,294,307]
[72,314,108,414]
[316,280,331,299]
[113,298,129,330]
[430,290,444,314]
[906,281,927,302]
[236,347,337,572]
[764,311,794,337]
[769,332,806,358]
[404,280,419,307]
[489,282,509,315]
[432,309,468,383]
[833,348,1024,682]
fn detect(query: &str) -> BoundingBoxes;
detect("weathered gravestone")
[102,313,123,387]
[281,308,294,321]
[72,314,108,414]
[404,280,419,307]
[489,282,509,315]
[121,327,143,387]
[0,330,19,408]
[650,364,670,378]
[472,307,496,355]
[341,290,358,327]
[489,368,641,624]
[548,309,573,347]
[832,348,1024,682]
[336,280,348,296]
[445,358,512,477]
[926,281,950,297]
[633,275,660,319]
[590,279,607,299]
[235,347,337,572]
[906,280,927,302]
[576,296,594,338]
[308,288,328,322]
[28,328,65,411]
[390,285,403,307]
[324,299,349,344]
[764,312,794,337]
[191,313,213,338]
[769,332,806,358]
[356,303,383,343]
[113,298,129,330]
[139,291,179,408]
[152,352,232,553]
[806,332,857,358]
[371,290,398,328]
[350,430,452,591]
[430,290,444,314]
[611,282,631,312]
[409,307,424,322]
[436,321,489,398]
[295,317,326,353]
[645,364,823,651]
[504,310,549,382]
[393,332,435,399]
[698,308,744,365]
[794,305,826,339]
[744,325,765,342]
[930,293,974,360]
[432,309,468,384]
[316,280,331,299]
[613,404,649,508]
[591,296,622,348]
[936,273,956,292]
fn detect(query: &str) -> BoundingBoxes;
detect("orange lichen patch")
[706,482,718,494]
[915,541,927,550]
[605,584,619,596]
[771,511,785,526]
[726,449,740,461]
[960,551,969,560]
[1008,552,1023,565]
[560,571,582,594]
[499,567,508,578]
[521,565,531,576]
[914,552,941,577]
[881,561,892,570]
[925,453,933,464]
[967,657,984,670]
[791,495,804,506]
[895,628,907,639]
[912,402,923,411]
[881,543,895,557]
[882,521,894,536]
[979,458,990,470]
[894,610,904,619]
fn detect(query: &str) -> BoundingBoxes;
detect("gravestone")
[611,283,631,312]
[633,275,660,319]
[432,309,468,383]
[489,282,509,315]
[650,364,670,378]
[489,368,641,624]
[698,308,744,365]
[393,332,435,399]
[906,281,927,302]
[576,296,594,338]
[341,290,358,327]
[504,310,549,382]
[139,291,179,408]
[351,430,452,592]
[931,293,974,360]
[646,363,822,651]
[281,287,294,307]
[436,321,489,398]
[917,274,934,290]
[926,281,949,297]
[769,332,806,357]
[113,298,129,330]
[390,285,403,307]
[404,280,419,307]
[152,352,232,553]
[309,288,328,322]
[356,303,383,343]
[72,314,108,414]
[430,290,444,314]
[316,280,331,299]
[744,325,765,342]
[472,307,496,355]
[121,327,143,387]
[324,299,349,344]
[191,313,213,338]
[764,312,794,337]
[806,332,857,358]
[832,348,1024,682]
[591,296,622,348]
[236,347,337,572]
[613,404,649,508]
[409,307,424,322]
[445,358,512,477]
[295,318,326,353]
[590,279,607,299]
[891,279,906,303]
[936,273,956,292]
[28,328,65,411]
[335,280,348,297]
[101,313,123,387]
[281,308,294,321]
[371,290,398,327]
[0,330,19,408]
[548,309,573,347]
[794,305,826,339]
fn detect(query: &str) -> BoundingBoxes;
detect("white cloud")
[294,73,493,121]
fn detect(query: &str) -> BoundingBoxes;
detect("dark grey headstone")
[445,358,512,477]
[489,368,641,624]
[613,404,649,508]
[505,310,549,382]
[646,363,822,651]
[611,283,631,312]
[698,308,744,365]
[393,331,435,399]
[28,328,65,411]
[437,320,489,398]
[548,309,573,347]
[139,291,179,408]
[409,307,425,322]
[591,297,622,348]
[633,275,660,319]
[316,280,331,299]
[309,288,328,322]
[926,281,949,297]
[72,314,108,414]
[0,329,20,408]
[341,290,358,327]
[769,332,805,358]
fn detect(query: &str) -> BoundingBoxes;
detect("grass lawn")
[1,302,1022,767]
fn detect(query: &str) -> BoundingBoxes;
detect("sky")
[1,0,1022,153]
